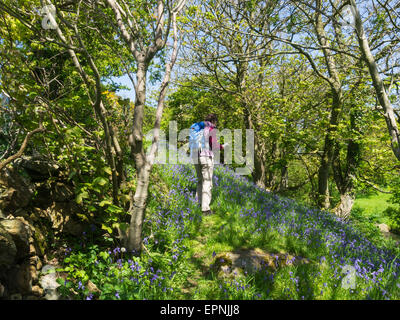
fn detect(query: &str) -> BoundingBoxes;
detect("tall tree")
[177,0,285,187]
[0,0,187,254]
[104,0,186,253]
[350,0,400,161]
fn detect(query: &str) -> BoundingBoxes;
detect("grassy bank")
[56,164,400,300]
[353,192,393,225]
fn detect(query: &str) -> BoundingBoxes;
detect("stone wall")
[0,156,85,300]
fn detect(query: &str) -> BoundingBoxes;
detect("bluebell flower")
[78,281,84,290]
[86,293,93,300]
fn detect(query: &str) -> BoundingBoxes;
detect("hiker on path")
[190,113,227,215]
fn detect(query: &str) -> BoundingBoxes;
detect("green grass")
[353,192,394,225]
[56,165,400,300]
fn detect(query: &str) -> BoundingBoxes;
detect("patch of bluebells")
[218,165,400,298]
[163,164,400,299]
[61,163,400,299]
[142,165,201,265]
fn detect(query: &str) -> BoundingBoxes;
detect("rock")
[41,264,56,275]
[44,289,60,300]
[14,209,29,218]
[0,219,30,261]
[7,262,32,294]
[25,295,40,300]
[36,259,43,271]
[211,248,310,278]
[63,218,85,237]
[31,285,44,297]
[29,265,38,284]
[220,265,231,274]
[51,182,74,202]
[9,293,22,300]
[87,280,101,294]
[0,188,32,211]
[0,167,34,210]
[0,282,5,297]
[29,244,36,256]
[44,202,85,236]
[14,156,60,181]
[33,183,53,208]
[29,256,42,273]
[29,224,46,257]
[377,223,390,233]
[0,226,17,267]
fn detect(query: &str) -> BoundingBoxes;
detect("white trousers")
[194,155,214,212]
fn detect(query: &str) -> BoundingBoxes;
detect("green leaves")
[99,251,109,261]
[99,199,112,207]
[93,177,108,187]
[76,191,89,204]
[101,224,113,234]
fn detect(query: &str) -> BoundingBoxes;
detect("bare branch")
[0,121,45,172]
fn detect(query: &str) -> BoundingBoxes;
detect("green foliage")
[350,207,389,246]
[57,243,180,300]
[3,0,400,302]
[383,207,400,234]
[56,166,201,300]
[382,176,400,234]
[53,164,400,300]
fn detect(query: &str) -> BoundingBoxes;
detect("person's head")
[205,113,218,126]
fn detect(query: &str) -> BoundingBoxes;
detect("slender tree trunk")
[267,140,279,190]
[351,0,400,161]
[0,122,45,172]
[51,18,122,204]
[254,147,266,188]
[317,159,330,208]
[317,90,342,209]
[126,60,148,253]
[335,193,355,219]
[280,163,289,191]
[129,62,147,169]
[126,161,152,253]
[315,0,343,209]
[332,110,360,220]
[238,55,264,187]
[123,5,184,253]
[243,107,266,188]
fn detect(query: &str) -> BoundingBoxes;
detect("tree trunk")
[332,109,361,220]
[317,90,342,209]
[267,141,279,190]
[254,150,266,188]
[109,1,185,254]
[243,107,266,188]
[125,61,148,254]
[315,0,343,209]
[317,159,331,209]
[280,164,289,191]
[351,0,400,161]
[126,161,151,254]
[129,62,147,170]
[335,193,355,220]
